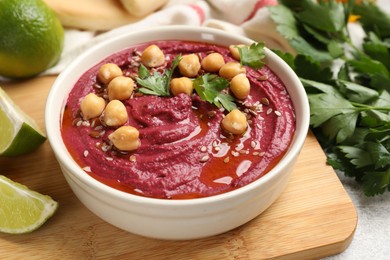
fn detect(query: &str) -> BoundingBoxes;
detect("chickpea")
[109,126,140,151]
[178,54,201,77]
[80,93,105,120]
[201,52,225,72]
[170,77,193,96]
[221,109,247,135]
[103,100,128,126]
[107,76,134,101]
[229,44,245,61]
[219,62,246,80]
[141,44,165,68]
[230,73,250,100]
[97,63,123,85]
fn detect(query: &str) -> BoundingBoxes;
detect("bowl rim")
[45,25,310,207]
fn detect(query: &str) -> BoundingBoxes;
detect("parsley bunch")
[269,0,390,196]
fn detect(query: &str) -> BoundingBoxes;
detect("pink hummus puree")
[61,40,296,199]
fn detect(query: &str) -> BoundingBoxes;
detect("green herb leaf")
[296,0,346,33]
[136,55,181,97]
[193,74,236,111]
[294,55,333,82]
[138,64,150,79]
[353,1,390,39]
[238,42,265,69]
[338,80,379,103]
[362,168,390,196]
[363,32,390,71]
[268,3,337,63]
[338,145,372,169]
[136,71,170,96]
[348,56,390,91]
[273,49,296,69]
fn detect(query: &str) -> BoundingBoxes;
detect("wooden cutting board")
[0,76,357,259]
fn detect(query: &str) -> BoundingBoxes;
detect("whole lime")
[0,0,64,78]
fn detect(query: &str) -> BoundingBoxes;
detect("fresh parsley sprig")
[269,0,390,196]
[238,42,266,69]
[136,54,181,96]
[193,74,237,112]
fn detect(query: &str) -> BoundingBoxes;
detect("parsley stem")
[351,102,390,111]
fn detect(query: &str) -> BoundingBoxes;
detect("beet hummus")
[61,40,296,199]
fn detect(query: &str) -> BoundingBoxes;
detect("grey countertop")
[325,171,390,259]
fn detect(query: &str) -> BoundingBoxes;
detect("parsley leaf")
[268,4,334,63]
[338,146,372,169]
[193,74,237,111]
[136,55,181,96]
[362,169,390,196]
[238,42,266,69]
[353,1,390,39]
[296,0,346,32]
[347,56,390,91]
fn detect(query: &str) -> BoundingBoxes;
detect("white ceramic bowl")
[45,26,309,240]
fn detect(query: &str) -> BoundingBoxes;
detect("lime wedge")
[0,175,58,234]
[0,87,46,156]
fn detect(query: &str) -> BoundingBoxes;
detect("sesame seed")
[129,155,136,162]
[82,121,90,127]
[214,146,221,151]
[83,150,89,157]
[224,157,230,163]
[274,110,282,117]
[134,188,143,194]
[200,146,207,152]
[88,131,101,138]
[82,166,91,172]
[106,157,113,161]
[259,152,265,156]
[249,109,258,116]
[253,152,259,156]
[251,141,256,148]
[207,111,217,118]
[261,97,270,106]
[266,108,273,115]
[258,75,268,81]
[231,151,239,157]
[200,155,210,162]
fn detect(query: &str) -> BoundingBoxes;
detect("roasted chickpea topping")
[221,109,248,135]
[229,44,245,60]
[80,93,106,120]
[219,62,246,80]
[170,77,194,96]
[230,73,250,100]
[178,53,201,78]
[201,52,225,72]
[109,126,140,151]
[103,100,128,126]
[141,44,165,68]
[107,76,134,100]
[97,63,123,85]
